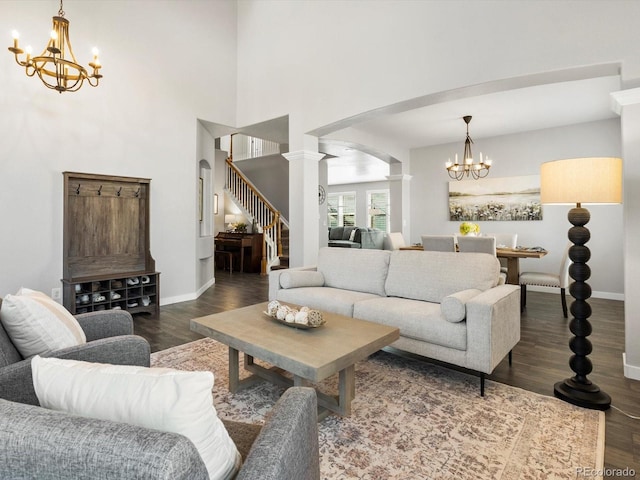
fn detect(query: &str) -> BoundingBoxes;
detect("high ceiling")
[322,74,621,185]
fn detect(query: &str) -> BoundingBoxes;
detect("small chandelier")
[445,115,492,180]
[8,0,102,93]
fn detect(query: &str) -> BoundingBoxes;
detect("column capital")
[282,150,325,163]
[611,87,640,114]
[386,174,412,182]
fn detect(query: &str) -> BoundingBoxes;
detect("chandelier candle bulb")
[11,30,19,48]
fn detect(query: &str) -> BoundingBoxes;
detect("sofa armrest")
[268,266,317,301]
[465,284,521,374]
[75,309,134,341]
[238,387,319,480]
[0,398,209,480]
[0,336,150,406]
[360,230,384,249]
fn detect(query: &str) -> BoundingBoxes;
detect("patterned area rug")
[151,338,605,480]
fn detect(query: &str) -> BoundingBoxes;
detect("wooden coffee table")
[190,302,399,419]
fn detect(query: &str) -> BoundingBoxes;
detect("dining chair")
[421,235,456,252]
[519,244,571,318]
[384,232,406,250]
[457,236,497,255]
[485,233,518,275]
[485,233,518,249]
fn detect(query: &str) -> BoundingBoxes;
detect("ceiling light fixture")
[8,0,102,93]
[445,115,492,180]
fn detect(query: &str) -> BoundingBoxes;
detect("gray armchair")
[0,387,320,480]
[0,305,151,405]
[0,301,321,480]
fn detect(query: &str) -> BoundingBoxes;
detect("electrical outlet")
[51,288,61,301]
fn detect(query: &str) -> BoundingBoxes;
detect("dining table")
[398,245,547,285]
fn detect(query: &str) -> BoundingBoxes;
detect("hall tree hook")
[134,188,140,198]
[75,184,81,195]
[97,185,103,196]
[116,187,122,197]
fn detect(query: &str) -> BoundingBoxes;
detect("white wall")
[410,119,623,297]
[0,0,237,302]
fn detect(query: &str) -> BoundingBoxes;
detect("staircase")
[225,157,288,274]
[271,227,289,270]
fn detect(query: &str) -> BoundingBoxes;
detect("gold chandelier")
[8,0,102,93]
[445,115,492,180]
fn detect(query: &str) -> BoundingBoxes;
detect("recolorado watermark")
[576,467,636,478]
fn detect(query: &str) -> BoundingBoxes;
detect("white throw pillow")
[0,288,86,357]
[279,270,325,289]
[31,356,241,480]
[348,228,357,242]
[440,288,483,323]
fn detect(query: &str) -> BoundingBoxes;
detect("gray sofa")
[0,305,320,480]
[328,226,384,249]
[270,247,521,394]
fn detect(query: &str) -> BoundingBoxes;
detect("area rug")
[151,338,605,480]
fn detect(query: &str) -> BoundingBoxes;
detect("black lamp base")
[554,378,611,411]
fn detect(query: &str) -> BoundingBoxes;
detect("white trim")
[610,87,640,114]
[159,277,216,307]
[282,150,325,163]
[386,174,412,182]
[623,353,640,380]
[526,285,623,301]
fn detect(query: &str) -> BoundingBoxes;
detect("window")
[327,192,356,227]
[367,190,389,232]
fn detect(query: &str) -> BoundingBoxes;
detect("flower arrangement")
[459,222,480,236]
[232,222,247,233]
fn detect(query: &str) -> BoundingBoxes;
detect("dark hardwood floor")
[133,272,639,477]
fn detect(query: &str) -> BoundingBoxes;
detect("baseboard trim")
[159,278,216,306]
[623,353,640,380]
[526,285,624,301]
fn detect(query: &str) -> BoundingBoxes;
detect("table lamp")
[224,214,236,231]
[540,157,622,410]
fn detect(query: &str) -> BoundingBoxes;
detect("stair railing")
[225,158,284,274]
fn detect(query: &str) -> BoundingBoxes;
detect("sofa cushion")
[279,271,325,289]
[327,240,360,248]
[385,251,499,303]
[440,289,483,323]
[353,297,467,351]
[328,227,344,240]
[276,287,381,317]
[32,356,241,480]
[342,226,355,240]
[0,288,86,358]
[317,247,391,297]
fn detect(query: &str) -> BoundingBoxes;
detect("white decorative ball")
[276,306,288,320]
[267,300,280,316]
[294,311,309,324]
[285,312,296,323]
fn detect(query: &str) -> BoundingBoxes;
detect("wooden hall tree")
[61,172,159,318]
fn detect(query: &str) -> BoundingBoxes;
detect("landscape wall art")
[448,175,542,221]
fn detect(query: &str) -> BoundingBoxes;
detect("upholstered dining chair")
[519,244,571,318]
[457,236,497,255]
[421,235,456,252]
[384,232,406,250]
[484,233,518,275]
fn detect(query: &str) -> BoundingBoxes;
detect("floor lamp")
[540,157,622,411]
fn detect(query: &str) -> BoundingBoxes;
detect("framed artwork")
[448,175,542,221]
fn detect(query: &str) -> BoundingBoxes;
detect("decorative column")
[387,173,412,242]
[283,150,324,268]
[611,87,640,380]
